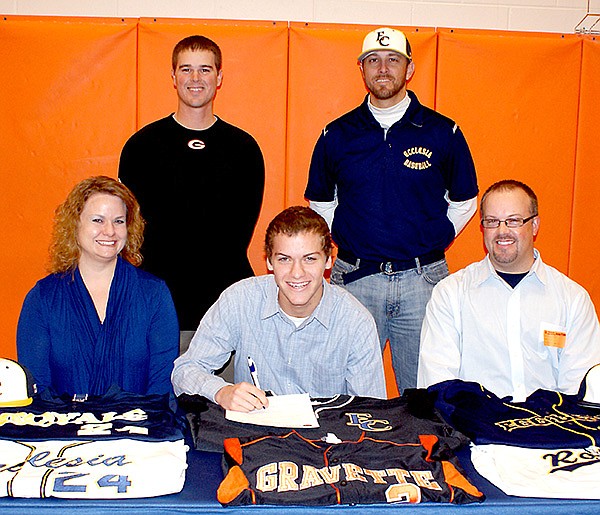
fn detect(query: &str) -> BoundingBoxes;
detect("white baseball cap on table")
[0,357,37,407]
[579,363,600,409]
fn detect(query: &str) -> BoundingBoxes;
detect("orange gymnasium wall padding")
[436,29,582,274]
[570,37,600,305]
[1,18,599,399]
[1,16,137,359]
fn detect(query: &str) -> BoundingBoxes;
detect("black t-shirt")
[119,115,265,329]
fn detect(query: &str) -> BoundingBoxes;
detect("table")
[2,446,600,514]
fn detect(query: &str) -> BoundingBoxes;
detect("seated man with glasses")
[417,179,600,401]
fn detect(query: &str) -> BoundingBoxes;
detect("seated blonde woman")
[17,176,179,397]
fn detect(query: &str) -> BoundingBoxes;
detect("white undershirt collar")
[172,113,217,131]
[368,94,411,132]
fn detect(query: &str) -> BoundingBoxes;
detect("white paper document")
[226,393,319,428]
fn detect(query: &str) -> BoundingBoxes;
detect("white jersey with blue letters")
[0,388,188,498]
[470,443,600,499]
[0,438,187,498]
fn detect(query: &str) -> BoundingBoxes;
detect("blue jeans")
[331,257,449,394]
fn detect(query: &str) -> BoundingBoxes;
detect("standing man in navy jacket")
[305,27,478,393]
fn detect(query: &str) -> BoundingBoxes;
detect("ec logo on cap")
[376,31,390,47]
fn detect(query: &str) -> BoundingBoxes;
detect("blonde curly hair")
[49,176,145,274]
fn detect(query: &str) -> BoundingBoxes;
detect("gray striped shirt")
[171,275,386,401]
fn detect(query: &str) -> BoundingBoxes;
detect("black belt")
[337,248,445,285]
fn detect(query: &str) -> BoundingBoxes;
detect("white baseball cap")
[0,358,37,407]
[578,364,600,409]
[358,27,412,62]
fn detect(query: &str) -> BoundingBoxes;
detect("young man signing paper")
[171,207,386,412]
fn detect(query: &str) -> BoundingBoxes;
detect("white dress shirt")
[417,250,600,400]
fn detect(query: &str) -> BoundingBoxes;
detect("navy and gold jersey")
[430,379,600,448]
[0,386,182,442]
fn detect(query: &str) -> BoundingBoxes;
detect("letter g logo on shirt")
[188,139,206,150]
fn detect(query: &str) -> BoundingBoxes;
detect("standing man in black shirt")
[119,35,265,350]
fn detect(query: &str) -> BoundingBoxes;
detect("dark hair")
[49,176,144,273]
[480,179,538,217]
[264,206,333,258]
[172,35,222,71]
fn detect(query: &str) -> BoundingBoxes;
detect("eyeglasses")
[481,214,538,229]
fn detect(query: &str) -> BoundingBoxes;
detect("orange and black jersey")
[218,430,484,506]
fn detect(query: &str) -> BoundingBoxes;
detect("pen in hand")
[247,356,262,390]
[247,356,267,410]
[247,356,274,402]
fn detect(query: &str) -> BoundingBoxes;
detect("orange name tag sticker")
[544,329,566,348]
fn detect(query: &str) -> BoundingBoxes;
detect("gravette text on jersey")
[255,459,442,501]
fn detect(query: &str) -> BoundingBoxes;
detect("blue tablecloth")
[2,446,600,514]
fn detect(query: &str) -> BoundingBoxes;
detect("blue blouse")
[17,257,179,396]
